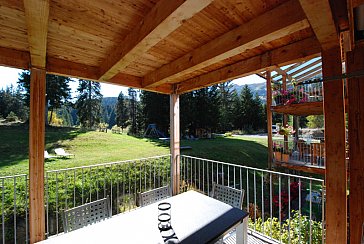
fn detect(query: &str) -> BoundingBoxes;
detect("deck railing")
[273,138,325,167]
[0,174,28,244]
[1,154,325,243]
[0,155,171,243]
[272,80,323,106]
[180,155,325,243]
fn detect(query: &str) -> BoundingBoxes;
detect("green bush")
[224,132,232,137]
[249,210,323,243]
[6,112,18,122]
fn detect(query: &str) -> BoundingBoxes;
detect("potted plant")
[282,148,290,162]
[279,125,295,162]
[273,142,283,161]
[278,124,295,137]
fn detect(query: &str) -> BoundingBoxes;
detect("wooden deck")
[274,160,325,175]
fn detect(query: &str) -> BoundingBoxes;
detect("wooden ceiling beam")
[177,37,321,93]
[143,0,310,88]
[98,0,213,81]
[47,58,100,80]
[299,0,339,50]
[273,66,293,81]
[0,47,30,70]
[108,73,172,94]
[24,0,49,68]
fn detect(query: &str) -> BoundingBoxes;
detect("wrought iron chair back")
[212,183,244,209]
[63,197,111,233]
[140,185,171,207]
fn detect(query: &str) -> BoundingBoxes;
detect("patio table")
[38,190,248,244]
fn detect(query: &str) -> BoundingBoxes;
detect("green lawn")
[0,124,268,176]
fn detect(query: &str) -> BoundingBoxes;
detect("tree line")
[0,71,320,134]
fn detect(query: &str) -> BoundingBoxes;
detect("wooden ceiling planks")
[122,0,289,79]
[0,5,28,52]
[0,0,344,94]
[177,37,321,93]
[98,0,214,81]
[142,0,310,88]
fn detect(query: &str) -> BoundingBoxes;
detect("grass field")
[0,124,268,176]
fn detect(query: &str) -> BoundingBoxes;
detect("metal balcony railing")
[0,154,325,243]
[180,155,325,243]
[273,138,325,167]
[272,80,323,106]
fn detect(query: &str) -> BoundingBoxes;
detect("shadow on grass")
[0,123,86,169]
[128,135,268,169]
[181,137,268,169]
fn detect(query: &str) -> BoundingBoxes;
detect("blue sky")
[0,66,265,97]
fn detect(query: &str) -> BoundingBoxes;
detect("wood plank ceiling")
[0,0,345,94]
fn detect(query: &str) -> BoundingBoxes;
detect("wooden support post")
[266,71,273,169]
[170,92,180,195]
[347,45,364,244]
[322,46,347,243]
[29,68,46,243]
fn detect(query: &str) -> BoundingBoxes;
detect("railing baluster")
[254,170,256,231]
[270,173,272,239]
[46,173,49,237]
[25,175,28,243]
[1,179,4,244]
[288,176,291,244]
[13,177,16,243]
[309,179,312,244]
[279,175,282,243]
[299,178,302,243]
[261,172,264,235]
[246,169,249,212]
[56,171,59,234]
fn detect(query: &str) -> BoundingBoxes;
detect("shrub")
[249,210,322,243]
[6,111,18,122]
[224,132,232,137]
[111,125,122,134]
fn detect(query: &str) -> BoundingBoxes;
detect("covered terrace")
[0,0,363,243]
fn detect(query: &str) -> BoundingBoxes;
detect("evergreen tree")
[17,71,71,123]
[240,85,255,132]
[231,89,241,129]
[116,91,129,132]
[140,91,169,135]
[218,81,235,132]
[0,85,28,121]
[190,86,219,134]
[180,92,194,134]
[252,93,265,130]
[128,88,138,135]
[75,80,103,128]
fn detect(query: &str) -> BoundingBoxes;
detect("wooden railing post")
[266,71,273,169]
[29,68,46,243]
[347,45,364,244]
[322,46,347,243]
[170,92,180,195]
